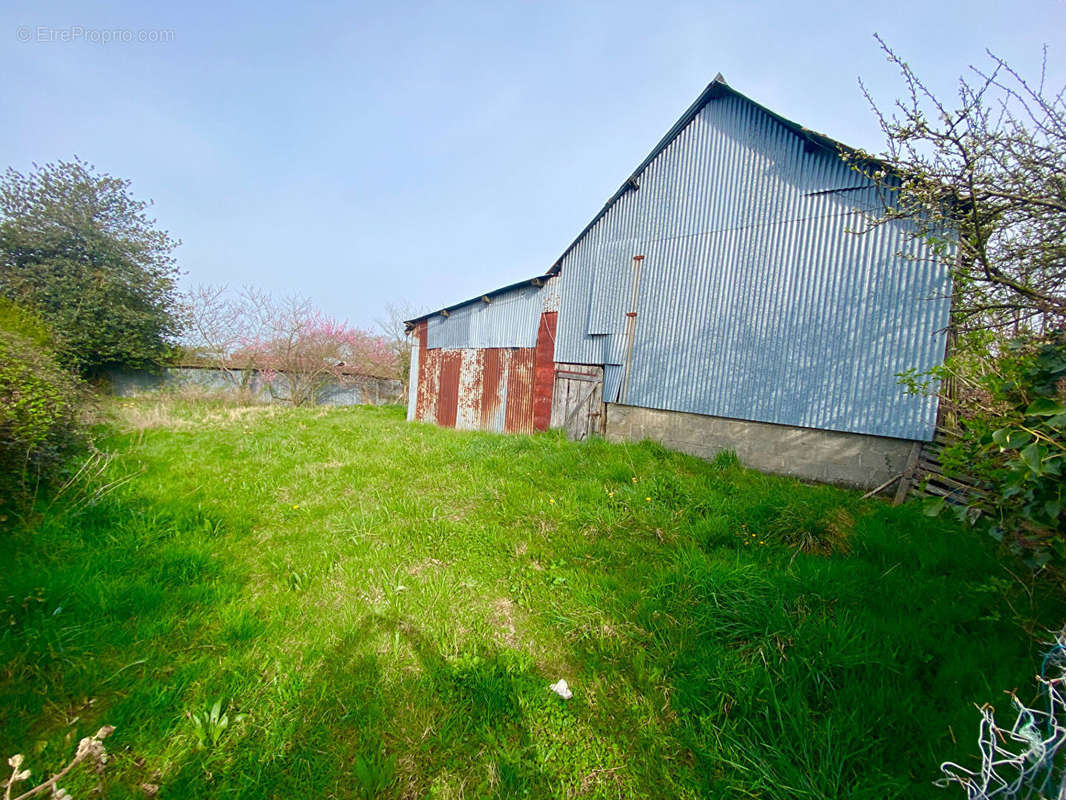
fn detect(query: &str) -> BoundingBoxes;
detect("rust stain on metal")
[413,349,434,422]
[456,349,482,430]
[479,348,505,432]
[533,312,557,432]
[413,318,552,436]
[436,350,462,428]
[504,349,535,434]
[414,322,437,423]
[413,321,426,419]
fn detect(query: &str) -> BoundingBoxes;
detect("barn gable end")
[404,76,952,488]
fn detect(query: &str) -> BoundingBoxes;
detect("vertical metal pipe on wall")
[620,255,644,405]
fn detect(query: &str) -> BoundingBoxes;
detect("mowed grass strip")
[1,397,1062,799]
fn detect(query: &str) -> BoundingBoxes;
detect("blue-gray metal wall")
[427,284,544,349]
[554,92,951,441]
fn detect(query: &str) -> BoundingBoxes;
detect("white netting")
[939,631,1066,799]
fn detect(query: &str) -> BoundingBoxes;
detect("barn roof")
[405,274,550,329]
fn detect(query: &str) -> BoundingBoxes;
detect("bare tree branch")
[850,37,1066,334]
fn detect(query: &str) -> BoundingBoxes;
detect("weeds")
[351,750,396,799]
[188,701,244,751]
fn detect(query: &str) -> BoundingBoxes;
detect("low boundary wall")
[107,366,404,407]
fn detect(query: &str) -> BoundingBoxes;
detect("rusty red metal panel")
[416,348,440,423]
[437,350,462,428]
[479,348,506,432]
[417,340,542,435]
[504,349,535,434]
[532,312,557,432]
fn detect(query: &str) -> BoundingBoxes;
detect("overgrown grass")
[2,397,1062,798]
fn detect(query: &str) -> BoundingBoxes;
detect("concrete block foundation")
[605,404,916,490]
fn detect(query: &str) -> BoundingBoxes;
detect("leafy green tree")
[0,158,183,373]
[859,42,1066,564]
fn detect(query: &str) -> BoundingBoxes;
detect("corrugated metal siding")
[555,92,950,441]
[415,333,439,425]
[436,350,461,428]
[532,312,558,431]
[504,350,535,434]
[541,275,561,312]
[455,349,483,431]
[603,364,624,404]
[427,283,545,349]
[479,348,509,431]
[412,311,559,435]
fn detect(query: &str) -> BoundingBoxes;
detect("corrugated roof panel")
[426,283,544,349]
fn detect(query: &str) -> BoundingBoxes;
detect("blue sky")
[2,0,1063,328]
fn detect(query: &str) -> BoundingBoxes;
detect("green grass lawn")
[2,397,1063,799]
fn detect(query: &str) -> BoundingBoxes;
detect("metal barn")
[405,76,952,489]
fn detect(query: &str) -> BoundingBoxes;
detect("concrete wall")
[107,366,405,407]
[606,403,914,490]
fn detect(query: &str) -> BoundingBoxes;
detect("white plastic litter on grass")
[549,679,572,700]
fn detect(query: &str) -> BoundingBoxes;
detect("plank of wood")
[562,381,601,433]
[917,459,984,487]
[925,476,988,497]
[922,483,971,500]
[862,473,902,499]
[893,441,924,505]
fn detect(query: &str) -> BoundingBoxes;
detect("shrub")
[767,501,855,556]
[0,298,82,509]
[923,334,1066,568]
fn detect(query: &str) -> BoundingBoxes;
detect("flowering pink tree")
[184,286,397,406]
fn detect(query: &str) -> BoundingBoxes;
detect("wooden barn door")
[551,365,604,441]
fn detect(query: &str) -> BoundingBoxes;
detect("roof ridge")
[546,76,868,273]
